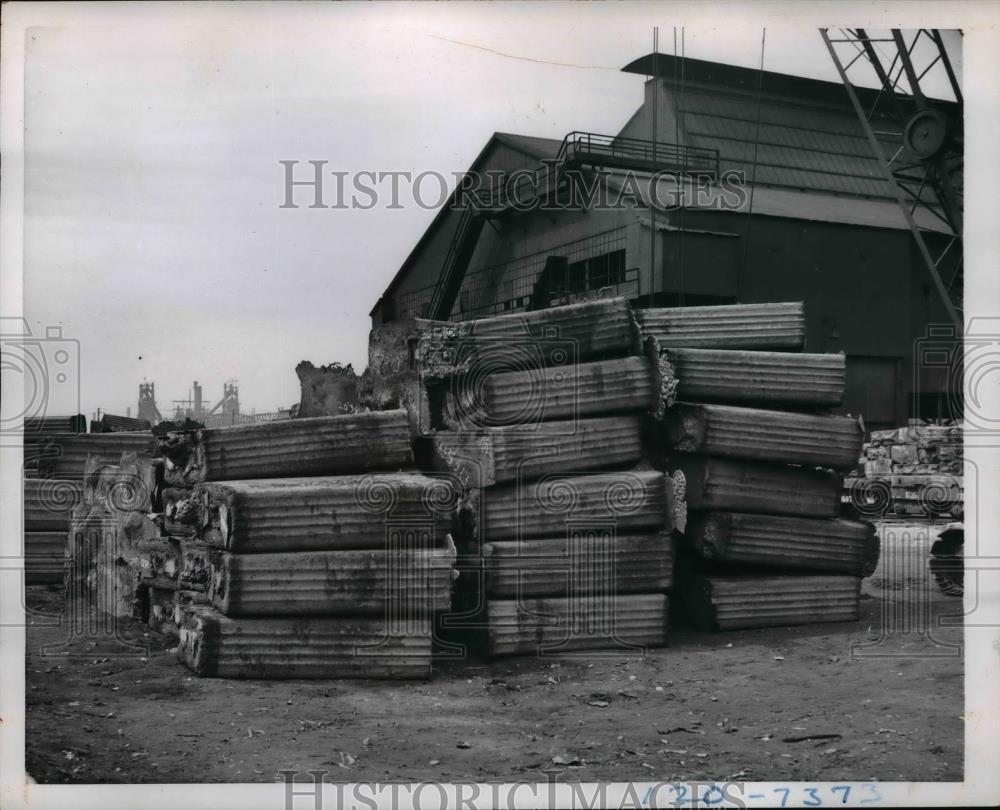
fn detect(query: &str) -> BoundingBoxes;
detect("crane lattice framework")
[820,28,963,327]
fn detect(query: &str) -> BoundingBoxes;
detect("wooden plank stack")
[640,304,878,631]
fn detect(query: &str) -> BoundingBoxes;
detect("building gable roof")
[370,132,562,316]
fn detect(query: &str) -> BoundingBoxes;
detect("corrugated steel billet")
[420,297,640,380]
[684,512,879,576]
[209,547,456,616]
[664,348,845,408]
[661,402,863,469]
[158,410,413,486]
[191,473,455,553]
[486,594,668,657]
[177,606,433,679]
[432,415,643,489]
[483,532,673,597]
[23,478,82,530]
[25,531,66,584]
[23,415,87,435]
[473,356,664,426]
[672,455,842,518]
[680,574,861,631]
[24,432,154,479]
[93,414,152,433]
[482,469,680,540]
[636,302,805,350]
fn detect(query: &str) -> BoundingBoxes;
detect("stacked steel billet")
[178,474,451,553]
[639,301,878,631]
[360,297,646,434]
[172,475,456,679]
[152,409,458,679]
[414,299,683,658]
[21,417,146,587]
[678,572,864,631]
[91,413,153,433]
[23,478,82,584]
[635,301,806,351]
[431,416,645,489]
[177,607,436,679]
[157,411,413,485]
[469,465,682,658]
[24,430,155,479]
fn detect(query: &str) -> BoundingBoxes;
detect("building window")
[565,249,626,295]
[587,250,626,289]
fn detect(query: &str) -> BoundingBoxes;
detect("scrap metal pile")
[44,296,878,679]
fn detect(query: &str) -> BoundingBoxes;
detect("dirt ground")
[24,558,963,785]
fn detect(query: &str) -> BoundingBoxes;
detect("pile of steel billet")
[170,472,456,678]
[410,299,684,658]
[149,409,456,679]
[22,418,148,587]
[23,478,82,584]
[359,297,655,435]
[24,430,155,480]
[636,302,878,632]
[56,409,458,679]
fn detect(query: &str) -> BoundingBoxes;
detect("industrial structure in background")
[133,380,292,428]
[372,33,962,432]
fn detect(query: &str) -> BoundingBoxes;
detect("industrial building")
[371,53,961,431]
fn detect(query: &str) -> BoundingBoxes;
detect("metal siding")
[678,89,897,198]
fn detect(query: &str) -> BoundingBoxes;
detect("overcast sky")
[16,2,966,418]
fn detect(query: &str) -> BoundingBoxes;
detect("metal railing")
[470,131,720,214]
[560,131,720,176]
